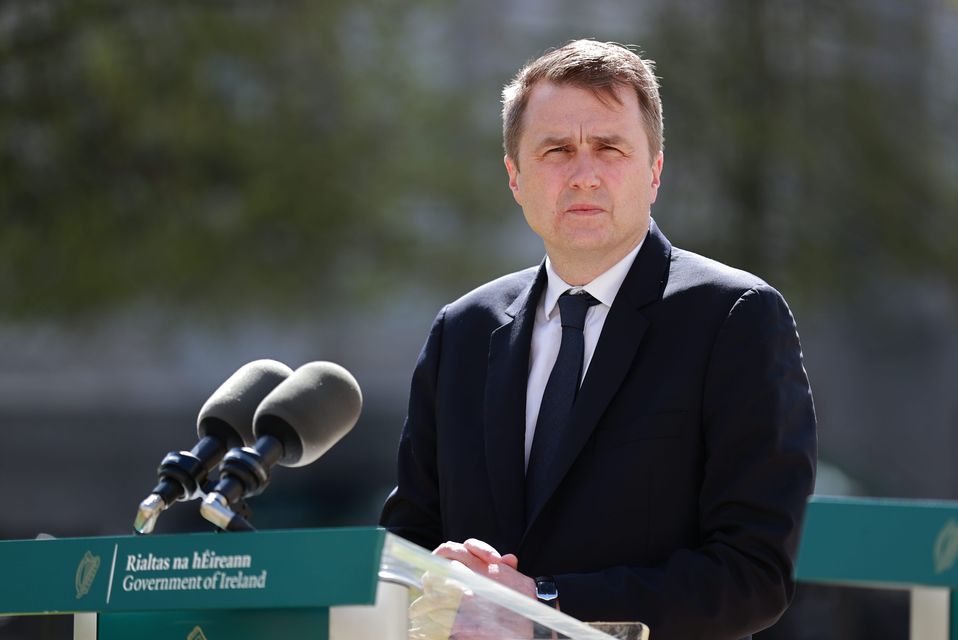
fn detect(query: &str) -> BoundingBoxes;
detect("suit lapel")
[484,264,546,552]
[522,221,673,538]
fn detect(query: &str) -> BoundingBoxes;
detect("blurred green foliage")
[1,0,511,318]
[646,2,958,300]
[1,1,956,319]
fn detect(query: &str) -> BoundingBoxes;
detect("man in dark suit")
[381,39,817,639]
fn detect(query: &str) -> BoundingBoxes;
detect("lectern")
[797,496,958,640]
[0,527,645,639]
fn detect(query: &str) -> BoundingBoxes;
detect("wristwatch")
[534,575,559,608]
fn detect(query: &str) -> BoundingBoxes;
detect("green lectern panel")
[99,608,328,640]
[796,496,958,640]
[0,527,384,614]
[797,496,958,587]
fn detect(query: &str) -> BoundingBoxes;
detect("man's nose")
[568,152,600,190]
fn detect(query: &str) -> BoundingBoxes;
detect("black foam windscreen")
[197,359,294,449]
[252,361,362,467]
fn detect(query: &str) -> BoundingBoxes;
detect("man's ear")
[649,150,664,204]
[504,155,522,205]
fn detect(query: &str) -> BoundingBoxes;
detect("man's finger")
[500,553,519,569]
[433,542,488,574]
[462,538,503,564]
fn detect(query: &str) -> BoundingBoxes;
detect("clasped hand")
[433,538,537,599]
[408,539,538,640]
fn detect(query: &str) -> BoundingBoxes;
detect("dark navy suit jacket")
[381,220,817,639]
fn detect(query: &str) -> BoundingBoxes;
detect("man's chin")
[553,231,617,255]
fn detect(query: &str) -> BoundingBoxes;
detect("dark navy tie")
[526,290,600,521]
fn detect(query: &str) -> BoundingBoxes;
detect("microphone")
[199,361,362,531]
[133,359,294,534]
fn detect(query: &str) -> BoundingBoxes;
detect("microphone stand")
[133,436,226,534]
[200,435,283,533]
[203,495,258,532]
[201,480,258,533]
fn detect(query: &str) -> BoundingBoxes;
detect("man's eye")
[600,145,621,153]
[546,146,570,154]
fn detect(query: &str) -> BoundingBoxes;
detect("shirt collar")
[542,235,645,320]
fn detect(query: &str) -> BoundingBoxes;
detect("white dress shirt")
[523,238,645,468]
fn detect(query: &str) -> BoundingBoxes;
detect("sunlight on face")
[505,81,663,276]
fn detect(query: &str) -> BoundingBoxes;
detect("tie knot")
[557,290,600,330]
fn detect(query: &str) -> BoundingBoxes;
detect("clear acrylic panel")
[378,533,649,640]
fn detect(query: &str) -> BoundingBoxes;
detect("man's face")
[505,81,663,269]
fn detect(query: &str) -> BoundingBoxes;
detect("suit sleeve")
[554,285,817,640]
[379,306,448,552]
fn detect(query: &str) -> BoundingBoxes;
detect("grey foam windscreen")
[196,359,294,449]
[252,361,363,467]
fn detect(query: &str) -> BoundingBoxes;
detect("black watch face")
[536,578,558,601]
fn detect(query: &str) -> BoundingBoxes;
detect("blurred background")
[1,0,956,637]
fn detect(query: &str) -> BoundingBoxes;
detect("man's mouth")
[565,204,605,214]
